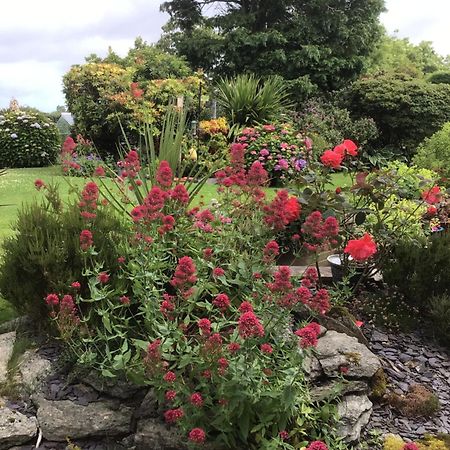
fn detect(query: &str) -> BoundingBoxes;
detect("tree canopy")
[160,0,385,92]
[366,31,450,77]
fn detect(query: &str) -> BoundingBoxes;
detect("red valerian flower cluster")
[34,179,45,190]
[300,211,339,252]
[264,190,300,230]
[295,322,321,348]
[344,233,377,261]
[164,407,184,423]
[117,149,141,179]
[79,181,99,220]
[320,139,358,169]
[188,427,206,444]
[306,441,328,450]
[170,256,197,298]
[238,311,265,338]
[263,240,280,263]
[79,229,93,251]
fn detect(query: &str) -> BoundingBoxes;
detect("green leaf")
[101,369,116,378]
[102,315,112,333]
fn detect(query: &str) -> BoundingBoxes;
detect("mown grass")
[0,165,352,324]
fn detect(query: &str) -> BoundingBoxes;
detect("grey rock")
[336,394,373,442]
[83,372,144,400]
[302,355,323,380]
[310,380,368,402]
[316,331,381,378]
[36,397,133,441]
[134,419,187,450]
[135,389,159,419]
[17,350,52,394]
[372,330,389,343]
[0,406,37,449]
[0,331,16,384]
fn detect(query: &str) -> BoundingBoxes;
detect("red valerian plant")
[46,154,345,449]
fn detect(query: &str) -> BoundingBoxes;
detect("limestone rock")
[0,331,16,384]
[316,330,381,378]
[83,371,144,399]
[134,419,187,450]
[310,380,368,402]
[302,355,323,381]
[18,350,52,394]
[0,406,37,449]
[36,397,133,441]
[336,394,373,442]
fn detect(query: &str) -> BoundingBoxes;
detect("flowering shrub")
[60,135,114,177]
[236,123,307,185]
[0,109,60,167]
[42,152,346,448]
[63,62,203,155]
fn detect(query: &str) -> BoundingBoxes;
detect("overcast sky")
[1,0,449,112]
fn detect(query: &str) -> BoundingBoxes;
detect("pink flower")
[307,441,328,450]
[165,390,177,401]
[94,166,106,177]
[34,179,45,190]
[213,293,230,311]
[71,281,81,290]
[163,371,176,383]
[170,184,190,204]
[238,311,265,338]
[228,342,241,353]
[263,240,279,263]
[45,293,59,306]
[120,295,130,305]
[198,318,212,336]
[260,343,273,354]
[188,428,206,444]
[156,161,173,188]
[79,229,93,251]
[98,272,110,284]
[213,267,225,277]
[190,392,204,407]
[238,301,254,313]
[279,430,289,441]
[403,443,419,450]
[164,408,184,423]
[344,233,377,261]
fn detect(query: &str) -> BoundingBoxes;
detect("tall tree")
[160,0,385,92]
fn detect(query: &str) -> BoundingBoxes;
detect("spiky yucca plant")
[216,74,291,134]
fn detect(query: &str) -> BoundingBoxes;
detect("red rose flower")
[344,233,377,261]
[320,149,343,168]
[422,186,441,204]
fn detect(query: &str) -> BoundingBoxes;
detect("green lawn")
[0,166,352,324]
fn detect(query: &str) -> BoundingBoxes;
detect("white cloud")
[381,0,450,56]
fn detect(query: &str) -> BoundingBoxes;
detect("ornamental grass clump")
[42,150,342,449]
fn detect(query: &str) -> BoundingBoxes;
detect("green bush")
[427,70,450,85]
[345,74,450,159]
[414,122,450,182]
[383,231,450,310]
[295,98,379,154]
[429,294,450,347]
[63,62,202,156]
[0,110,60,167]
[0,186,126,321]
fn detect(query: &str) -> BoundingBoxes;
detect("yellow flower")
[188,147,198,161]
